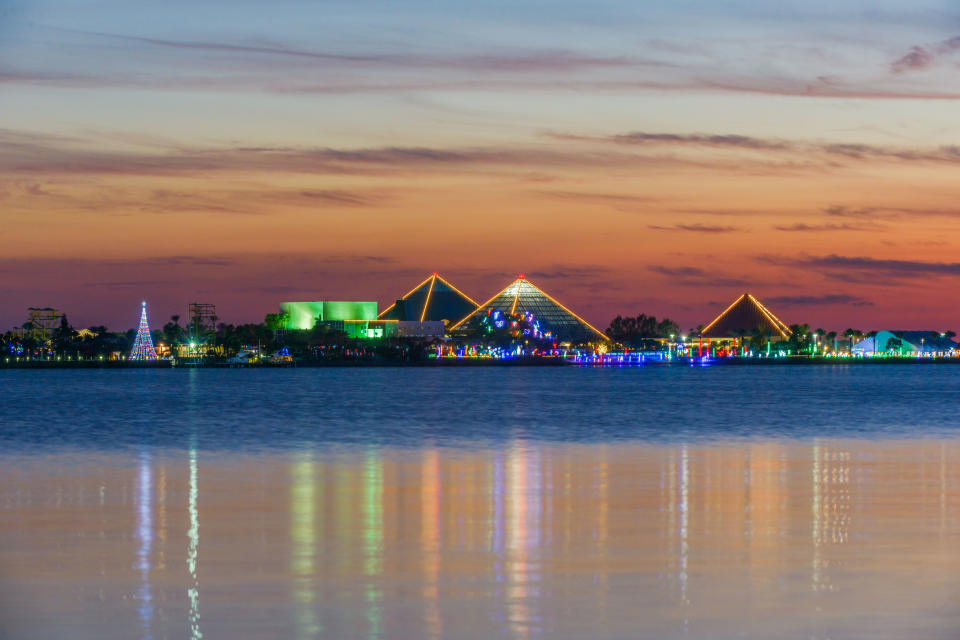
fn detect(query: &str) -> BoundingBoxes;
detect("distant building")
[396,320,446,339]
[379,273,478,324]
[280,301,377,330]
[851,331,957,356]
[449,275,608,344]
[279,301,444,340]
[700,293,791,345]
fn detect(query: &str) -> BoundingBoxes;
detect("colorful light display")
[129,301,159,361]
[450,275,608,344]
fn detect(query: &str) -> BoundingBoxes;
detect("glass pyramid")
[450,276,608,344]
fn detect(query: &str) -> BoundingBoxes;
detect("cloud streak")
[761,254,960,282]
[648,223,739,233]
[554,130,960,165]
[766,294,874,307]
[774,222,878,232]
[891,36,960,73]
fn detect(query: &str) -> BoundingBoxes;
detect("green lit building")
[280,301,378,333]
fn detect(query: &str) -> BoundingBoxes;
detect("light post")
[669,334,674,360]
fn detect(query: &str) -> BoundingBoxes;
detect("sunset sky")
[3,0,960,332]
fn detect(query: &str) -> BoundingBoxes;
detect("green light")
[280,301,378,330]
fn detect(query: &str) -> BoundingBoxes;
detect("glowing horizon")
[4,1,960,332]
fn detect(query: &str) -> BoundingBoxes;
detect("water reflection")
[187,446,202,640]
[290,450,320,638]
[4,439,960,639]
[421,449,442,640]
[136,450,153,640]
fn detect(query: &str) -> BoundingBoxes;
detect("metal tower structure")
[24,307,64,341]
[188,303,217,345]
[129,301,159,361]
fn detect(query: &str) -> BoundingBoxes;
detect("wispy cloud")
[537,190,659,207]
[647,265,749,288]
[648,266,708,278]
[552,130,960,165]
[648,223,739,233]
[761,254,960,282]
[891,36,960,74]
[825,204,960,220]
[774,222,879,232]
[610,132,791,150]
[766,294,874,307]
[62,27,650,72]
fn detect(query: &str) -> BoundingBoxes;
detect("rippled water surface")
[3,366,960,639]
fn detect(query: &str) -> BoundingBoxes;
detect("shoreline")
[3,356,960,369]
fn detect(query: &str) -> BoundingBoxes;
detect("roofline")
[747,294,792,338]
[448,282,509,331]
[379,272,479,320]
[377,274,433,319]
[435,274,479,307]
[701,293,746,335]
[420,275,437,322]
[701,292,791,338]
[449,276,610,342]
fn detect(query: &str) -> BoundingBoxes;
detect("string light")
[129,301,159,361]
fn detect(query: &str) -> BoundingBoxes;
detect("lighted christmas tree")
[129,301,159,361]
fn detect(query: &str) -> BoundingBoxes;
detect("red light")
[518,273,525,279]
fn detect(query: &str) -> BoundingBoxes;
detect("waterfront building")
[278,300,445,340]
[379,273,478,324]
[449,275,608,344]
[699,293,791,352]
[851,331,958,356]
[280,301,378,330]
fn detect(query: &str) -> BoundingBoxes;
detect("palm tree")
[866,330,878,354]
[826,331,838,354]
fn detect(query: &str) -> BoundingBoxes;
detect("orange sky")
[3,2,960,331]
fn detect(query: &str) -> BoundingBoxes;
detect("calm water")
[2,366,960,639]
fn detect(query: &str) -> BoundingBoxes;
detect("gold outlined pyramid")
[701,293,791,338]
[378,273,478,323]
[449,275,608,343]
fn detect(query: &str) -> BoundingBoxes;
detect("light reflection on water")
[3,440,960,639]
[3,367,960,639]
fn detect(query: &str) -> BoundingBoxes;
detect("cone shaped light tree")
[129,301,159,361]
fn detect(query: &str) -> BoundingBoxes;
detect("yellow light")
[420,274,436,323]
[450,276,608,342]
[377,274,434,319]
[436,274,479,306]
[701,294,746,335]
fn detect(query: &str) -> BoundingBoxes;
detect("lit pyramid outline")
[700,293,791,338]
[378,272,478,323]
[449,275,608,343]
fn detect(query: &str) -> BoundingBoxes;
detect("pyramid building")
[379,273,478,324]
[449,275,608,343]
[700,293,791,340]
